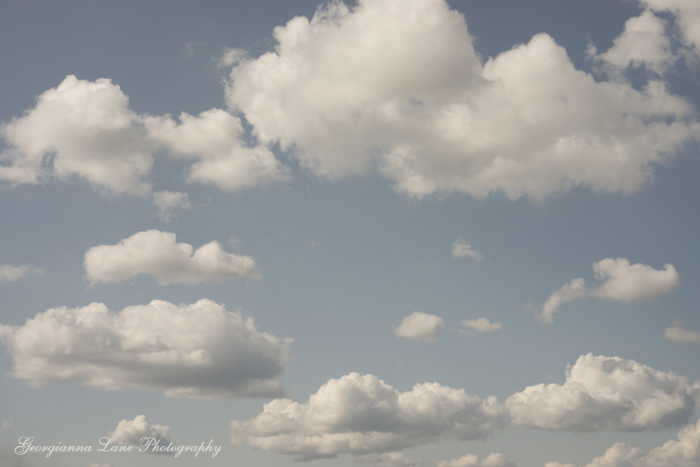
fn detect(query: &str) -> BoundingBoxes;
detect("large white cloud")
[0,264,44,283]
[224,0,700,200]
[393,312,444,341]
[0,299,291,398]
[506,354,700,432]
[143,109,288,191]
[229,372,509,461]
[108,415,171,451]
[545,419,700,467]
[83,229,261,285]
[539,258,679,323]
[0,75,154,195]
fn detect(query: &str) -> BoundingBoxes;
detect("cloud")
[108,415,171,451]
[437,453,516,467]
[0,75,153,195]
[539,258,679,323]
[229,372,508,461]
[458,318,502,335]
[394,312,444,341]
[545,419,700,467]
[83,229,261,285]
[641,0,700,58]
[588,10,676,74]
[506,353,700,432]
[0,264,44,283]
[0,298,291,398]
[152,191,191,222]
[358,451,422,466]
[224,0,699,200]
[143,109,288,191]
[452,237,483,262]
[663,319,700,344]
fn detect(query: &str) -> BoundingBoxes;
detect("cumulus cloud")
[641,0,700,58]
[0,298,291,398]
[545,419,700,467]
[143,109,288,191]
[0,75,154,195]
[663,319,700,344]
[108,415,171,451]
[152,191,191,222]
[83,229,261,285]
[224,0,699,200]
[539,258,679,323]
[506,353,700,432]
[458,318,502,335]
[452,237,483,262]
[394,312,444,341]
[229,372,508,461]
[437,453,516,467]
[0,264,44,283]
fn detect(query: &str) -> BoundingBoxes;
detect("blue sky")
[1,1,700,467]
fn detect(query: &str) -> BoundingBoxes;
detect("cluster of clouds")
[393,312,502,341]
[83,229,260,285]
[540,258,680,323]
[2,0,699,203]
[0,298,291,398]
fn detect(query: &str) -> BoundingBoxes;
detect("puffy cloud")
[143,109,288,191]
[0,75,153,195]
[452,237,483,262]
[437,453,516,467]
[458,318,502,335]
[224,0,699,200]
[0,298,291,398]
[108,415,171,451]
[589,10,676,74]
[0,264,44,283]
[539,258,679,323]
[545,419,700,467]
[663,319,700,344]
[229,372,508,461]
[152,191,191,222]
[506,354,700,432]
[641,0,700,57]
[394,312,444,341]
[83,229,261,285]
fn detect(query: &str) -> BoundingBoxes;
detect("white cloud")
[152,191,191,222]
[506,354,700,432]
[663,319,700,344]
[83,229,261,285]
[394,312,444,341]
[0,75,153,195]
[229,372,508,461]
[452,237,483,262]
[589,10,676,74]
[0,298,291,398]
[0,264,44,283]
[437,453,516,467]
[641,0,700,57]
[143,109,288,191]
[109,415,171,451]
[539,258,679,323]
[545,419,700,467]
[358,451,422,466]
[458,318,502,335]
[224,0,699,200]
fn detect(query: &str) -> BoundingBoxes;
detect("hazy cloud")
[452,237,483,262]
[0,299,291,398]
[229,372,508,461]
[152,190,191,222]
[394,312,444,341]
[0,264,44,283]
[458,318,502,335]
[663,319,700,344]
[506,353,700,432]
[84,229,261,285]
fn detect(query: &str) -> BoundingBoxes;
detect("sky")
[1,1,700,466]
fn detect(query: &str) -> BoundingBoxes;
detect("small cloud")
[663,319,700,344]
[452,237,483,262]
[358,451,423,466]
[394,311,444,342]
[0,264,44,283]
[152,190,191,222]
[437,453,516,467]
[1,417,12,432]
[108,415,171,454]
[458,318,502,335]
